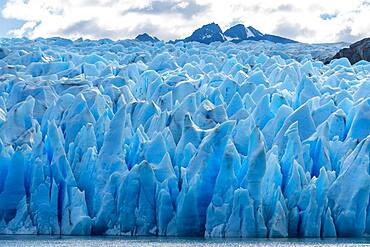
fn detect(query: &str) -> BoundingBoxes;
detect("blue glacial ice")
[0,37,369,237]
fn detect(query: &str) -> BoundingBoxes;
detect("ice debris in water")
[0,37,369,237]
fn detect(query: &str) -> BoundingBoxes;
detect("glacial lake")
[0,236,369,247]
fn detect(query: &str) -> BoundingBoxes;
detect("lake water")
[0,236,369,247]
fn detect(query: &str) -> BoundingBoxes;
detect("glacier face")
[0,37,369,237]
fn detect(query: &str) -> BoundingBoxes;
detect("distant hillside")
[135,33,160,43]
[172,23,297,44]
[330,37,370,64]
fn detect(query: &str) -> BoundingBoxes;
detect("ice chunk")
[347,98,370,140]
[0,47,10,59]
[0,150,26,221]
[0,96,35,146]
[176,121,235,236]
[328,137,370,236]
[330,57,351,68]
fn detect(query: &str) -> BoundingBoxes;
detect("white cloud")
[8,21,38,37]
[1,0,369,43]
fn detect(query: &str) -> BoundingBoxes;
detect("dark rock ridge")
[224,24,263,40]
[135,33,160,43]
[173,23,297,44]
[183,22,226,44]
[332,37,370,64]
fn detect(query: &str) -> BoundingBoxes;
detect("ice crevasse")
[0,37,369,237]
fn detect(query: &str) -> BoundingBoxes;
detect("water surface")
[0,236,369,247]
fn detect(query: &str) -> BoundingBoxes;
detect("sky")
[0,0,369,43]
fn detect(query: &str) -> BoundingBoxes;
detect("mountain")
[260,34,297,44]
[182,22,226,44]
[133,23,297,45]
[331,37,370,64]
[224,24,263,41]
[224,24,297,44]
[135,33,160,43]
[176,23,297,44]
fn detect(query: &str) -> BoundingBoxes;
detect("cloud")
[276,4,297,12]
[57,15,180,41]
[320,13,338,20]
[58,19,118,38]
[273,22,316,39]
[0,0,369,43]
[8,21,39,37]
[127,0,210,17]
[336,27,366,43]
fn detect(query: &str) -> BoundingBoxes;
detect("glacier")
[0,37,369,238]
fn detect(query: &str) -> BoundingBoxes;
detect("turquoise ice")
[0,37,369,237]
